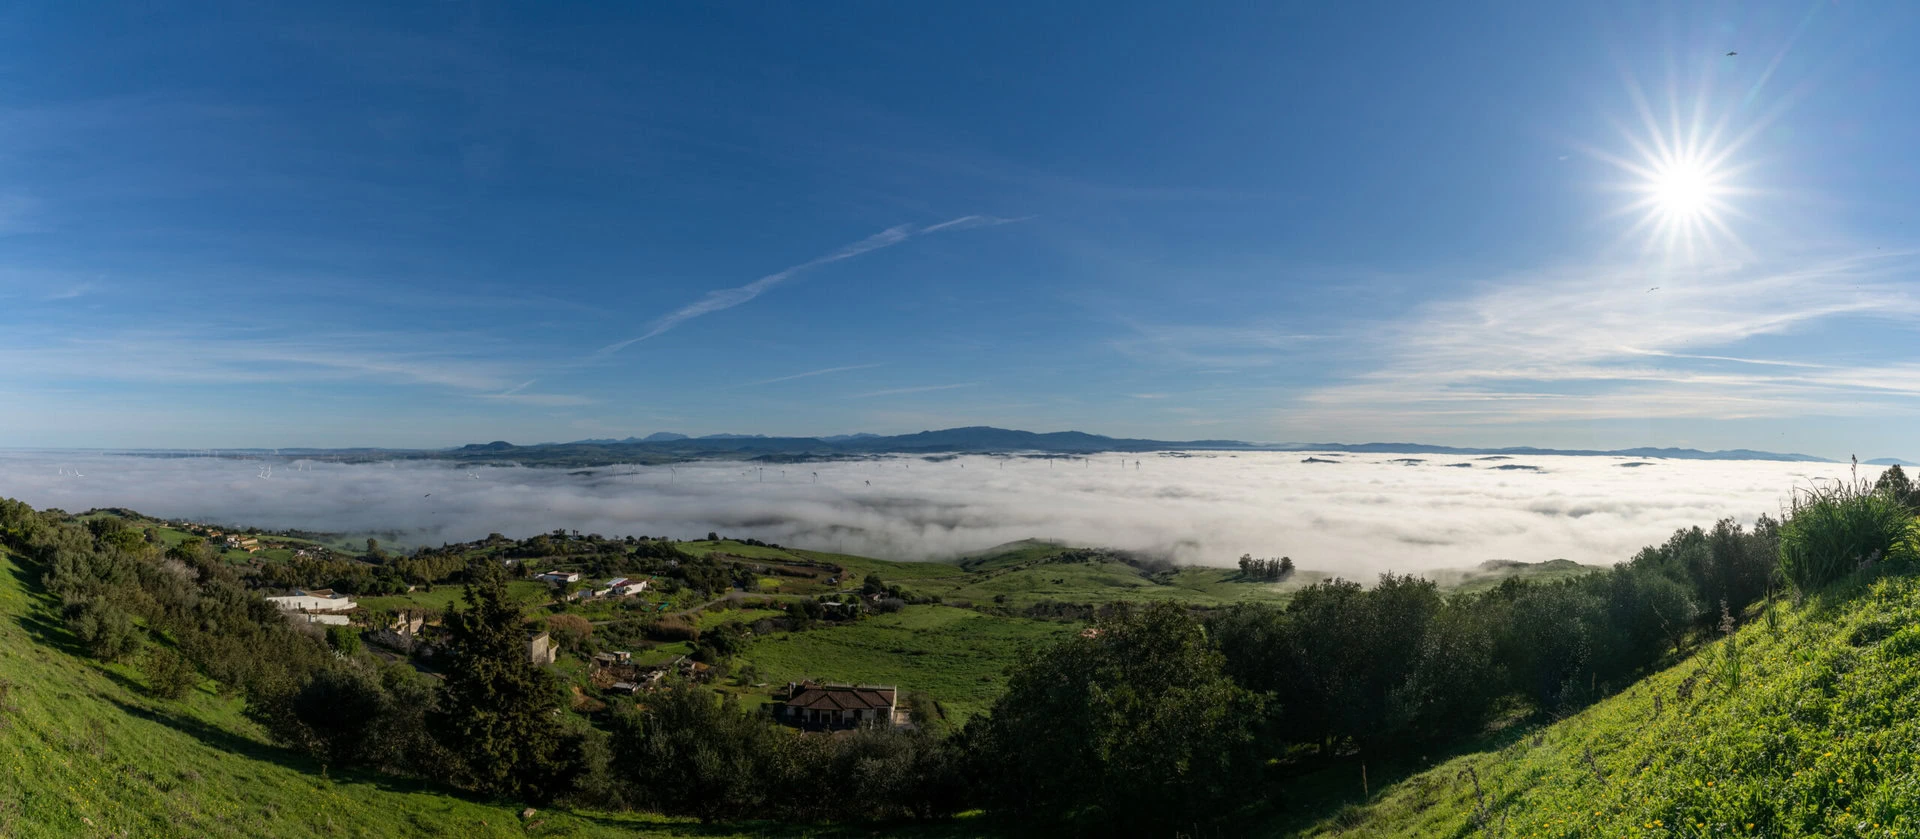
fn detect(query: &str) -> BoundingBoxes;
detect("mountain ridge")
[420,426,1838,465]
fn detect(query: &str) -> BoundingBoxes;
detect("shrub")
[142,645,199,700]
[65,597,142,662]
[325,624,361,655]
[1778,478,1919,594]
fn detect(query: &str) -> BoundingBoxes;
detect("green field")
[737,605,1077,722]
[1298,565,1920,837]
[357,579,554,616]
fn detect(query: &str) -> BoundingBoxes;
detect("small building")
[529,631,557,666]
[297,613,352,626]
[591,650,633,668]
[772,682,902,731]
[609,681,640,695]
[535,570,581,585]
[389,613,425,636]
[266,589,358,613]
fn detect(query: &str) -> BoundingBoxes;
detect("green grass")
[357,580,553,616]
[1424,558,1608,595]
[694,608,785,631]
[1298,562,1920,837]
[0,545,1005,838]
[737,605,1076,722]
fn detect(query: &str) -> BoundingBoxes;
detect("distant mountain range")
[406,426,1848,467]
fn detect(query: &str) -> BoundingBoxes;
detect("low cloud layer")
[0,451,1878,575]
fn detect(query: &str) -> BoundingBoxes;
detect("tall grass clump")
[1778,474,1920,595]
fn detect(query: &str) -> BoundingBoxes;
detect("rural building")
[772,682,903,730]
[265,589,357,613]
[388,613,425,636]
[535,570,581,585]
[295,613,351,626]
[529,631,557,666]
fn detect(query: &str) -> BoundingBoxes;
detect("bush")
[65,597,142,662]
[1779,479,1919,594]
[142,645,199,700]
[325,624,361,655]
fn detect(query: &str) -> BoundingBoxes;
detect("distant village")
[164,517,917,732]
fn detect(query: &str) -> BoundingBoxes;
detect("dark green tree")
[430,562,587,803]
[970,601,1264,832]
[1876,464,1919,511]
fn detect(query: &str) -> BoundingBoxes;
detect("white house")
[297,613,352,626]
[611,579,649,597]
[535,570,581,585]
[265,589,357,613]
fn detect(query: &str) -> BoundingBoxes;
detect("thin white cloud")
[596,215,1023,357]
[854,382,978,398]
[0,330,528,395]
[735,363,882,388]
[472,391,596,407]
[1295,250,1920,428]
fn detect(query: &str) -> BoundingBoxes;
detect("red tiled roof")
[786,684,895,712]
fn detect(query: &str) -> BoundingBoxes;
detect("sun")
[1647,158,1716,221]
[1591,79,1763,264]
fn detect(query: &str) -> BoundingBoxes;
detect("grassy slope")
[736,606,1076,722]
[1305,567,1920,837]
[0,546,992,839]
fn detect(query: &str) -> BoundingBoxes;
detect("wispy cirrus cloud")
[0,329,563,398]
[1294,250,1920,431]
[595,216,1024,357]
[854,382,978,398]
[734,363,882,388]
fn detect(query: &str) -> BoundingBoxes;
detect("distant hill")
[128,428,1834,467]
[420,427,1834,467]
[1866,457,1913,466]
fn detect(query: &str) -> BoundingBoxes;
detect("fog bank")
[0,450,1875,574]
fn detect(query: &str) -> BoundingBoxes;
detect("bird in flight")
[1725,51,1737,56]
[1647,286,1660,293]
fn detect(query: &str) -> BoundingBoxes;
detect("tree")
[970,601,1265,832]
[1876,464,1919,511]
[608,682,779,821]
[430,561,587,802]
[546,613,592,652]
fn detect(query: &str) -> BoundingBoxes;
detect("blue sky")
[3,2,1920,458]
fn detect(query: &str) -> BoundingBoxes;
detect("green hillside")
[0,544,981,838]
[1305,565,1920,837]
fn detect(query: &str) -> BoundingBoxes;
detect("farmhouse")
[772,682,903,730]
[265,589,357,613]
[535,570,581,585]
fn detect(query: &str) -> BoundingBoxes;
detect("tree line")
[1236,553,1295,581]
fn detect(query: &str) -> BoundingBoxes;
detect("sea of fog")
[0,450,1880,575]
